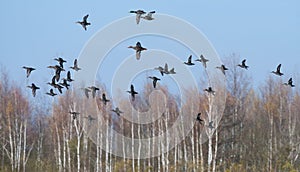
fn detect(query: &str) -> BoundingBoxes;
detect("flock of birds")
[23,10,296,128]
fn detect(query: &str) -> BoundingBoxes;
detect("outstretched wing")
[242,59,246,66]
[188,55,192,63]
[136,14,142,24]
[83,14,89,22]
[277,64,282,72]
[164,63,168,72]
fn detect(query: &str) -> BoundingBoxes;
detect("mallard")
[76,14,90,31]
[129,10,146,24]
[100,93,110,105]
[284,78,295,87]
[47,65,65,82]
[141,11,155,21]
[128,42,147,60]
[127,84,138,101]
[70,59,81,71]
[22,66,35,78]
[69,111,80,120]
[271,64,283,76]
[208,121,214,129]
[148,76,160,88]
[60,79,70,89]
[195,55,209,68]
[237,59,249,69]
[196,113,204,124]
[66,71,74,82]
[46,89,57,97]
[112,107,123,116]
[47,76,63,94]
[204,87,215,95]
[54,57,67,69]
[184,55,195,66]
[88,86,99,98]
[154,66,165,76]
[27,83,40,97]
[216,64,228,75]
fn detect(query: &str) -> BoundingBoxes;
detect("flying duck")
[128,42,147,60]
[22,66,35,78]
[184,55,195,66]
[76,14,91,31]
[195,55,209,68]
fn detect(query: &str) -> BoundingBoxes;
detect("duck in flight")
[47,65,65,82]
[54,57,67,69]
[216,64,228,75]
[271,64,284,76]
[27,83,40,97]
[129,10,146,24]
[47,76,63,94]
[46,89,57,97]
[237,59,249,69]
[70,59,81,71]
[82,88,91,98]
[100,93,110,105]
[66,71,74,82]
[184,55,195,66]
[128,42,147,60]
[204,87,215,95]
[284,78,295,87]
[76,14,91,31]
[154,66,165,76]
[148,76,160,88]
[163,63,176,75]
[195,55,209,68]
[141,11,155,21]
[88,86,100,98]
[196,113,204,124]
[84,115,96,124]
[22,66,35,78]
[208,121,214,129]
[60,79,70,90]
[127,84,138,101]
[112,107,123,116]
[69,111,80,120]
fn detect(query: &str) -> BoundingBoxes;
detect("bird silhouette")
[148,76,160,88]
[284,78,295,87]
[163,63,176,75]
[196,113,204,124]
[204,87,215,95]
[100,93,110,105]
[112,107,123,116]
[54,57,66,69]
[184,55,195,66]
[47,65,65,82]
[22,66,35,78]
[141,11,155,21]
[27,83,40,97]
[237,59,249,69]
[154,66,165,76]
[82,88,91,98]
[129,10,146,24]
[127,84,138,101]
[70,59,81,71]
[195,55,209,68]
[47,76,63,94]
[46,89,57,97]
[69,111,80,120]
[76,14,90,31]
[88,86,99,98]
[208,121,214,129]
[216,64,228,75]
[60,79,70,90]
[66,71,74,82]
[271,64,284,76]
[84,115,96,124]
[128,42,147,60]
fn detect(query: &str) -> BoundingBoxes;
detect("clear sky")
[0,1,299,94]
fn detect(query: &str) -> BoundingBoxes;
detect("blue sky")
[0,1,299,94]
